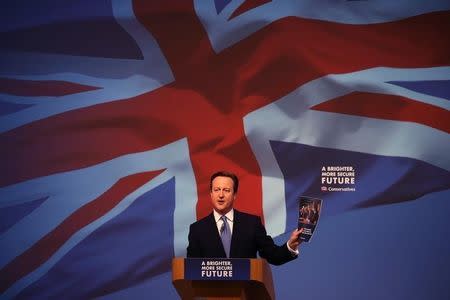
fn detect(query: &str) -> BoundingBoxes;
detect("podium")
[172,257,275,300]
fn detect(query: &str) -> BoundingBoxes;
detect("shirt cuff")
[286,242,299,256]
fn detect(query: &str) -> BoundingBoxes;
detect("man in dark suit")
[187,171,302,265]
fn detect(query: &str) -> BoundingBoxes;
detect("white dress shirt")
[213,209,234,234]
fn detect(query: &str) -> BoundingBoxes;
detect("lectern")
[172,257,275,300]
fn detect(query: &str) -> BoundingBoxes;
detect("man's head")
[209,171,239,215]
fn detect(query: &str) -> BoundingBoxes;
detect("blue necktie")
[220,216,231,258]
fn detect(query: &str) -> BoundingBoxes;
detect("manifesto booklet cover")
[298,196,323,242]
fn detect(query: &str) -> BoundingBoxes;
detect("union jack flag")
[1,0,449,299]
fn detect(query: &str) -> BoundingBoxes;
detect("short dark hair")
[210,171,239,193]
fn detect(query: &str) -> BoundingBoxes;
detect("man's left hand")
[287,228,303,251]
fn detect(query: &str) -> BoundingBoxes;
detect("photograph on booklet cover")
[298,196,323,242]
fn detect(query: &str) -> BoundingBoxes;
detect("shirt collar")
[213,209,234,223]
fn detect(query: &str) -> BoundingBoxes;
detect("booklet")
[298,196,323,242]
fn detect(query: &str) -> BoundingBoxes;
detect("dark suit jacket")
[186,210,296,265]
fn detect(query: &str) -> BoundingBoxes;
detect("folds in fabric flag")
[0,0,449,299]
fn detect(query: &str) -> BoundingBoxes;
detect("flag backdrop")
[1,0,449,299]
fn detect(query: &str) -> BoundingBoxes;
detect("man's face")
[210,176,236,215]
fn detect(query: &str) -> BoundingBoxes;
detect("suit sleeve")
[254,216,297,265]
[186,223,201,258]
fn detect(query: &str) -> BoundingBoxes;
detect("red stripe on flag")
[312,92,450,133]
[229,0,272,20]
[0,169,163,293]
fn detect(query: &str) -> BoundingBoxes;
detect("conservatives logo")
[321,166,356,192]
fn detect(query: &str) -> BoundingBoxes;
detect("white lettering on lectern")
[201,270,233,277]
[200,260,234,278]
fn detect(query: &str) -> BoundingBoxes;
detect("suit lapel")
[230,210,241,258]
[207,213,227,257]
